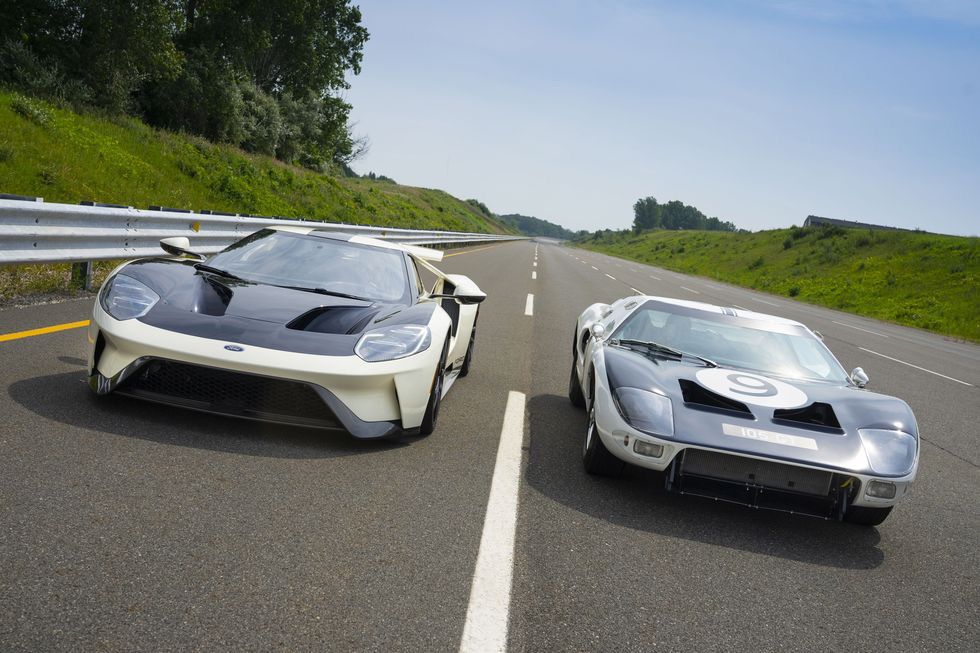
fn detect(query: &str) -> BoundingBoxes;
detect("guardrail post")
[70,261,93,291]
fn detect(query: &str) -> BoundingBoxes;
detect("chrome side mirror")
[160,236,205,261]
[591,323,606,339]
[850,366,869,388]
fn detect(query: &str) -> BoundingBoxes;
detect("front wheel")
[583,406,624,476]
[419,335,449,436]
[844,505,892,526]
[568,351,585,408]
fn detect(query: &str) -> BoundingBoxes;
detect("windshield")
[612,300,849,384]
[205,230,412,303]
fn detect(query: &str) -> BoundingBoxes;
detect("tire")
[844,505,893,526]
[459,323,476,378]
[568,348,585,408]
[583,406,624,476]
[419,335,450,436]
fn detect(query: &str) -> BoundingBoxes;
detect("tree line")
[0,1,368,171]
[633,196,737,232]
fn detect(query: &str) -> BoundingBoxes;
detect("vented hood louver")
[773,402,843,433]
[679,379,753,417]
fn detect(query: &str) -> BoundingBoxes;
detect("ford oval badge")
[224,345,244,352]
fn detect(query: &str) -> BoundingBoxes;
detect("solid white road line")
[750,297,778,306]
[833,321,889,338]
[858,347,973,387]
[524,294,534,316]
[459,390,526,653]
[681,286,699,294]
[531,271,537,280]
[591,265,599,271]
[605,274,616,280]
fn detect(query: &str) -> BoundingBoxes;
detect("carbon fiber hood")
[602,345,918,475]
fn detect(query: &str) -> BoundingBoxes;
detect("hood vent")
[287,306,379,335]
[773,402,843,433]
[679,379,753,417]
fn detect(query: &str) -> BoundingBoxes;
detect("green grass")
[578,226,980,342]
[0,91,514,301]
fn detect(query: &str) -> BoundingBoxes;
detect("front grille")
[118,359,339,428]
[681,449,833,496]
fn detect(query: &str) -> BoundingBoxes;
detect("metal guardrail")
[0,197,522,266]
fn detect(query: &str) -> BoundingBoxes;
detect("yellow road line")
[0,320,90,343]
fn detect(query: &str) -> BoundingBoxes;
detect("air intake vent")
[773,402,842,433]
[679,379,752,416]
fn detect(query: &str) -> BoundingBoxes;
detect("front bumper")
[88,302,441,437]
[592,378,916,515]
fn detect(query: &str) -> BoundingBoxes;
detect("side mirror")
[160,236,205,261]
[591,323,606,339]
[850,366,869,388]
[455,293,486,305]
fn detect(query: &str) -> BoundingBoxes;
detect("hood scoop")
[773,402,843,434]
[679,379,753,418]
[287,306,380,335]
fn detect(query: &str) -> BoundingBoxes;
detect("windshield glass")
[206,230,411,303]
[612,300,849,383]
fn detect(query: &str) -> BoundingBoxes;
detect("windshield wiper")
[193,263,244,281]
[611,338,717,368]
[279,285,372,302]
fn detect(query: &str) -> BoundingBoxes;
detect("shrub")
[748,256,765,270]
[10,93,53,127]
[790,225,808,240]
[783,237,793,250]
[0,141,11,162]
[788,286,800,297]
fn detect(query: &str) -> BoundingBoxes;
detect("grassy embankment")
[579,226,979,342]
[0,91,513,301]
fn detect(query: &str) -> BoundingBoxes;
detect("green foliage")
[579,225,980,342]
[633,196,737,233]
[497,213,577,239]
[466,199,492,217]
[9,94,52,127]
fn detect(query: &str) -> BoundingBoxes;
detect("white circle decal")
[695,368,809,409]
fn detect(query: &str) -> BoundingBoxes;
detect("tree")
[632,196,662,231]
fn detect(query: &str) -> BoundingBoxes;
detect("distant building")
[803,215,907,232]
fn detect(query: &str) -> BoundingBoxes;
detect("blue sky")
[345,1,979,235]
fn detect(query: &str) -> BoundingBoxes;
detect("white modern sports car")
[569,295,919,525]
[87,227,485,438]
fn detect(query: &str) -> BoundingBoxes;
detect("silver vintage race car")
[569,295,919,525]
[88,227,485,438]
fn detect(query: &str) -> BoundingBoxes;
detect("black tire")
[459,324,476,378]
[419,335,450,436]
[844,505,893,526]
[583,406,624,476]
[568,348,586,408]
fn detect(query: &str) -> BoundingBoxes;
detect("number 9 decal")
[695,368,808,408]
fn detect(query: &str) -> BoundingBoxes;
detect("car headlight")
[355,324,431,362]
[613,387,674,437]
[99,274,160,320]
[858,429,917,476]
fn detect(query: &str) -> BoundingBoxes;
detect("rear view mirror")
[850,366,869,388]
[160,236,205,261]
[591,323,606,339]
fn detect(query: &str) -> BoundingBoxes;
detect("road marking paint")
[681,286,699,294]
[531,271,537,280]
[591,265,599,270]
[0,320,90,343]
[732,304,747,310]
[445,244,504,258]
[524,294,534,316]
[750,297,778,306]
[649,275,661,281]
[605,274,616,280]
[833,321,889,338]
[533,261,537,267]
[630,287,644,295]
[460,391,526,653]
[858,347,973,387]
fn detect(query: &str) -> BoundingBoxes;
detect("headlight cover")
[858,428,917,476]
[613,387,674,437]
[100,274,160,320]
[355,324,431,362]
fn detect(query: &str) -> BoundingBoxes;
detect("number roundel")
[695,368,808,409]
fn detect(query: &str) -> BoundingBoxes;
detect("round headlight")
[355,324,431,362]
[100,274,160,320]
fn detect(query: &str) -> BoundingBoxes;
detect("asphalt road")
[1,240,977,651]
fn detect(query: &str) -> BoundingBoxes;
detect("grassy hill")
[579,226,979,342]
[0,91,516,301]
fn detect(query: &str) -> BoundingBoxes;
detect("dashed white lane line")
[833,321,889,338]
[591,265,599,271]
[533,261,537,267]
[630,287,644,295]
[524,294,534,316]
[681,286,699,294]
[750,297,778,306]
[459,390,526,653]
[649,275,661,281]
[531,271,537,280]
[605,274,616,280]
[858,347,973,387]
[733,304,748,310]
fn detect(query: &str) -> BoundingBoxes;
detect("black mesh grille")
[681,449,833,496]
[118,360,338,428]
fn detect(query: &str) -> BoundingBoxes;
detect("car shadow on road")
[525,394,885,570]
[8,370,404,459]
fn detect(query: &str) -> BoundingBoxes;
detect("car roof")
[629,294,805,328]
